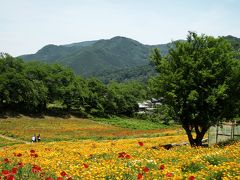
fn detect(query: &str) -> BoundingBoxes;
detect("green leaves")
[187,90,199,102]
[149,32,239,146]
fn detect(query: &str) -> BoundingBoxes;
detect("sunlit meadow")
[0,116,180,142]
[0,137,240,179]
[0,116,239,179]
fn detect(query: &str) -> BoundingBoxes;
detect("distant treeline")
[0,54,147,116]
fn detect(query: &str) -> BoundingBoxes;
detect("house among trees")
[137,98,162,113]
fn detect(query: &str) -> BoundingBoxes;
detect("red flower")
[17,153,22,157]
[45,177,53,180]
[125,154,131,159]
[4,158,10,163]
[30,153,38,158]
[11,167,18,174]
[57,178,64,180]
[137,173,143,180]
[83,163,89,168]
[2,170,11,176]
[18,162,23,168]
[32,165,41,173]
[118,152,127,158]
[118,152,132,159]
[1,170,15,180]
[60,171,67,177]
[13,153,22,157]
[30,150,35,153]
[67,177,73,180]
[189,176,195,180]
[138,142,144,146]
[142,167,149,173]
[6,175,15,180]
[166,172,173,177]
[159,164,165,170]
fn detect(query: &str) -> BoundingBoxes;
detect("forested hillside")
[224,35,240,51]
[19,37,171,77]
[19,36,240,83]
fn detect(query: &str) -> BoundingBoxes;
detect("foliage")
[93,116,170,130]
[19,36,240,83]
[95,64,157,84]
[133,104,177,125]
[0,137,20,147]
[0,55,47,112]
[224,35,240,59]
[107,81,147,116]
[155,104,176,125]
[0,54,147,116]
[181,162,205,173]
[204,155,229,166]
[149,32,240,146]
[19,36,170,80]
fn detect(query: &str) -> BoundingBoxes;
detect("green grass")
[0,137,21,147]
[93,116,177,130]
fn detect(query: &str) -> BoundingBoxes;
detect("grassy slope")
[93,116,175,130]
[0,137,20,147]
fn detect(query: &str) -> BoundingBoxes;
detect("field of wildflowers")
[0,136,239,179]
[0,116,180,142]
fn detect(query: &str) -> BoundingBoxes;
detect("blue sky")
[0,0,240,56]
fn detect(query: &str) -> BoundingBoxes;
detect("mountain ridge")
[19,36,171,77]
[19,35,240,82]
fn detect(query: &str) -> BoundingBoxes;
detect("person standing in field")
[32,134,36,143]
[37,134,41,142]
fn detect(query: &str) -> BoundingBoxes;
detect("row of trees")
[0,54,147,116]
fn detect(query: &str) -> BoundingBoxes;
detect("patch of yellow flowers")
[0,135,239,179]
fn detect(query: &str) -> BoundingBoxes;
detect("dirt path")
[0,134,30,144]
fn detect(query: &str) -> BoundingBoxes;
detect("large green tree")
[61,77,89,112]
[0,55,48,112]
[107,81,146,115]
[149,32,239,146]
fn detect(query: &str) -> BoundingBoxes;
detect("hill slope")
[19,35,240,82]
[19,36,171,77]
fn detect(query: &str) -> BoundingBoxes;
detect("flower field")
[0,116,180,142]
[1,136,240,179]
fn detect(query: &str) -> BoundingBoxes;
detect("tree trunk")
[195,126,208,146]
[183,125,195,146]
[183,124,208,147]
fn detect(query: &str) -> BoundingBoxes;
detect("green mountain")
[223,35,240,53]
[94,64,156,83]
[19,35,239,83]
[19,36,171,77]
[20,40,97,63]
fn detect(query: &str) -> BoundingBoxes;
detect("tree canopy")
[149,32,240,146]
[0,54,146,117]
